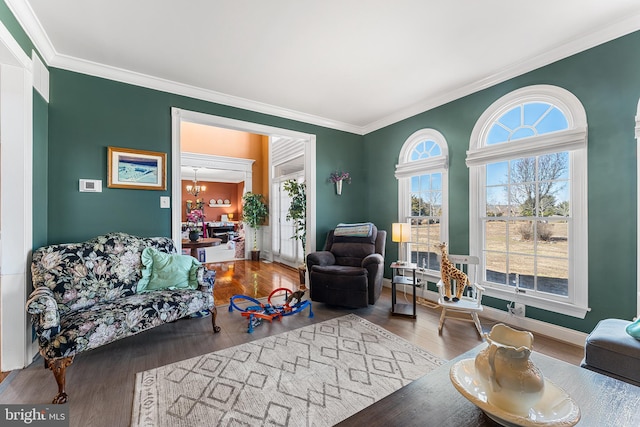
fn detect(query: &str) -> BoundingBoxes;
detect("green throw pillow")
[137,247,201,292]
[626,318,640,340]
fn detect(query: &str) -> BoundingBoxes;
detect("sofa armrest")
[197,267,216,294]
[307,251,336,270]
[25,287,60,343]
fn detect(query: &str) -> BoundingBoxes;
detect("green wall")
[364,31,640,333]
[47,69,366,245]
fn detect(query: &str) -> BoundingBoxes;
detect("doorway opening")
[171,108,317,263]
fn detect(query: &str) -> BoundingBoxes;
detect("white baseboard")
[383,279,587,347]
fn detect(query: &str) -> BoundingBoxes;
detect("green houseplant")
[283,180,307,285]
[241,192,269,260]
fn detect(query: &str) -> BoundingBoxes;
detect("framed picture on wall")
[107,146,167,190]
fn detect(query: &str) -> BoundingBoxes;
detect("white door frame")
[170,108,316,259]
[0,22,34,370]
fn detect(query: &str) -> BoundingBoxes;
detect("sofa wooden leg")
[211,306,221,333]
[46,356,74,404]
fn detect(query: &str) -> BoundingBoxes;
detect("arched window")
[396,129,449,274]
[467,85,588,318]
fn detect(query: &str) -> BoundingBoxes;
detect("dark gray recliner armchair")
[307,223,386,308]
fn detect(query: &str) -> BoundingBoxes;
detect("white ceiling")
[9,1,640,134]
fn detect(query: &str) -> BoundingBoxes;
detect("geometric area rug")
[131,314,443,427]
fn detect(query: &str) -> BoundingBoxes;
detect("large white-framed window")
[467,85,589,318]
[395,129,449,274]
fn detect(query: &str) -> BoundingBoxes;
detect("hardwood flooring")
[0,261,584,427]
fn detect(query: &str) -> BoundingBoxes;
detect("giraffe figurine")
[435,242,470,302]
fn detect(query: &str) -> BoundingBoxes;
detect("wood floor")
[0,261,584,426]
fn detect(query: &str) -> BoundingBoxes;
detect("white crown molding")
[50,53,364,135]
[4,0,55,63]
[363,12,640,135]
[6,0,640,136]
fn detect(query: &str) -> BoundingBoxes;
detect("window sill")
[483,285,590,319]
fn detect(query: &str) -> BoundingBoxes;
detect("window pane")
[411,194,422,216]
[509,220,535,254]
[487,186,507,216]
[523,103,552,126]
[486,220,506,251]
[424,140,440,157]
[431,172,442,190]
[499,106,521,130]
[539,152,569,181]
[487,124,510,145]
[539,221,568,254]
[510,127,536,141]
[485,251,507,285]
[537,257,568,296]
[510,184,534,216]
[421,174,431,191]
[410,175,420,192]
[487,162,508,186]
[508,254,535,290]
[509,157,536,184]
[536,107,568,134]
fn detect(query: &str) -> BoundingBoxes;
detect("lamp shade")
[392,223,411,243]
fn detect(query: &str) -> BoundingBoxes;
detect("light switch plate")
[160,196,170,208]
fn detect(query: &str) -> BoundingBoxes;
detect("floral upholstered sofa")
[26,232,219,404]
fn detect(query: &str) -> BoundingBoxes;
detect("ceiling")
[9,1,640,134]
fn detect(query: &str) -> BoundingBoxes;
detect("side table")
[181,238,222,259]
[390,262,418,319]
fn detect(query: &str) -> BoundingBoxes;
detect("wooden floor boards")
[0,260,584,427]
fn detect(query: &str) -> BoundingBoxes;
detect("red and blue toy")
[229,288,314,333]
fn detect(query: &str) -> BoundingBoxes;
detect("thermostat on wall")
[79,179,102,192]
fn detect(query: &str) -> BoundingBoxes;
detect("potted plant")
[241,192,268,261]
[186,209,205,241]
[283,179,307,286]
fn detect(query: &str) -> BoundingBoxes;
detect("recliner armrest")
[362,253,383,268]
[307,251,336,269]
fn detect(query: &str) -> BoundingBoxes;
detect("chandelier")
[186,168,206,197]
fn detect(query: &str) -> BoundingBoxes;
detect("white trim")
[636,98,640,320]
[0,62,34,370]
[171,108,316,259]
[7,0,640,134]
[468,86,589,319]
[181,152,255,174]
[465,127,587,167]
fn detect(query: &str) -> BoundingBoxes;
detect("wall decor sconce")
[328,170,351,195]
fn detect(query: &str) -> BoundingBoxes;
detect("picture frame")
[107,146,167,190]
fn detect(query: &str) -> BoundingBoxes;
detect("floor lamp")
[392,223,411,265]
